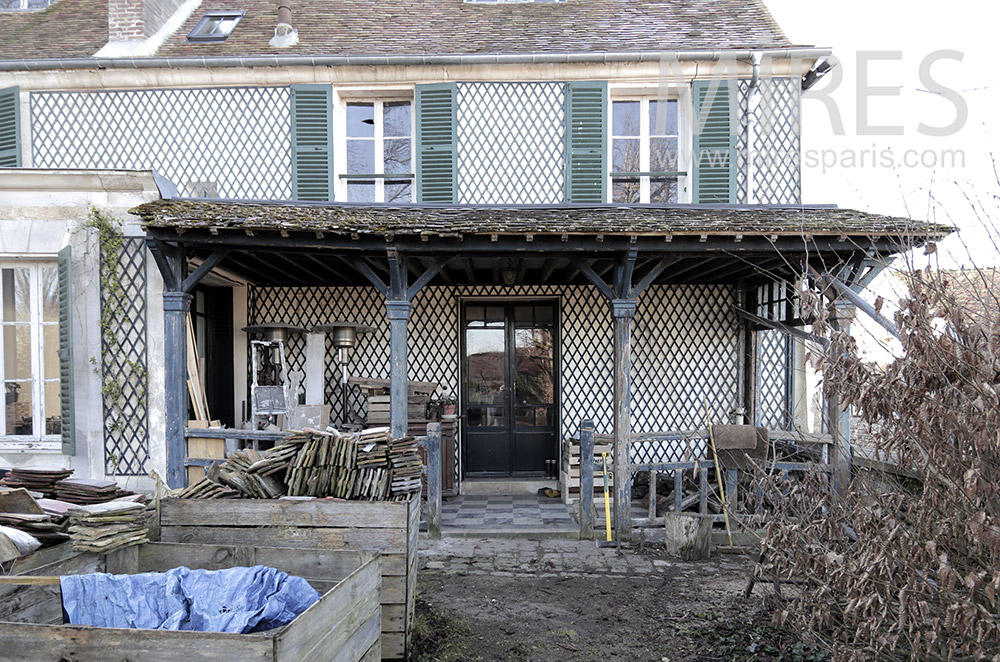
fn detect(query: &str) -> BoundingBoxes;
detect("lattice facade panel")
[456,82,566,204]
[631,285,740,465]
[247,283,742,472]
[755,328,793,430]
[30,87,293,200]
[101,238,150,476]
[736,77,801,204]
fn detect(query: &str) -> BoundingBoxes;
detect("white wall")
[0,169,165,492]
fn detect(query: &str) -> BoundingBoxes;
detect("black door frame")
[459,297,560,478]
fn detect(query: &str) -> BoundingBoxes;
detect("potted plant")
[441,394,458,418]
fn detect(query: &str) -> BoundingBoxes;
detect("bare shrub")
[754,263,1000,661]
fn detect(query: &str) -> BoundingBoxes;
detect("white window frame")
[0,260,61,451]
[608,88,691,204]
[336,97,416,203]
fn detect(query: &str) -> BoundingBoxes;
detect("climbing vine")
[78,207,150,475]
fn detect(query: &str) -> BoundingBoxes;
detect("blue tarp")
[60,565,320,633]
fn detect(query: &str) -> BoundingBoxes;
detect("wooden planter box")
[0,542,381,662]
[156,496,420,660]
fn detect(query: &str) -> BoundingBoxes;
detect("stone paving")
[417,535,753,578]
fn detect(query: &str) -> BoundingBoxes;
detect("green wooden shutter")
[692,80,737,203]
[291,84,334,201]
[0,86,20,168]
[564,81,607,204]
[415,83,457,203]
[58,245,75,455]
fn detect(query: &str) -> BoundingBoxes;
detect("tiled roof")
[0,0,796,62]
[132,199,952,239]
[157,0,792,57]
[0,0,108,60]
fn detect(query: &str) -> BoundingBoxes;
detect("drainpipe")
[745,51,762,205]
[268,0,299,49]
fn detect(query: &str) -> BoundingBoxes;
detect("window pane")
[515,328,554,405]
[650,178,678,204]
[466,327,505,404]
[43,324,58,380]
[346,181,375,203]
[467,406,505,428]
[347,103,375,137]
[612,178,640,203]
[612,101,640,137]
[384,138,411,174]
[650,137,679,172]
[383,102,411,137]
[5,381,32,435]
[41,266,58,322]
[3,325,32,380]
[2,268,30,323]
[385,181,412,203]
[44,380,61,435]
[612,138,640,173]
[347,140,375,173]
[649,99,678,136]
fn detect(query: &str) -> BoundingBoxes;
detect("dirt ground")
[410,546,829,662]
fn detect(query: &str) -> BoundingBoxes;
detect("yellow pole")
[602,452,613,542]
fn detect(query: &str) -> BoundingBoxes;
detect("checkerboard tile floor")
[438,494,577,530]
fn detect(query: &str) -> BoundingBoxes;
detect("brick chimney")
[107,0,186,43]
[108,0,147,41]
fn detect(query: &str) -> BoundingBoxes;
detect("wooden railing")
[577,420,832,537]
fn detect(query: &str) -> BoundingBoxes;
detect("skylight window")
[187,11,245,42]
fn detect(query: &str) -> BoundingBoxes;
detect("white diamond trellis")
[456,82,566,204]
[101,237,150,476]
[755,328,793,430]
[30,87,293,200]
[247,283,744,475]
[736,77,801,204]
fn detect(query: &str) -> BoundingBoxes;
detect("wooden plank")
[358,640,381,662]
[159,525,406,551]
[138,543,369,583]
[380,604,405,634]
[0,624,274,662]
[160,499,410,530]
[381,635,405,660]
[379,575,405,605]
[275,555,380,662]
[331,610,381,662]
[0,576,60,585]
[0,585,62,624]
[6,542,76,575]
[104,545,139,575]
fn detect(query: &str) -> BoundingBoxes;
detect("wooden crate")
[0,541,381,662]
[157,496,420,660]
[560,436,614,506]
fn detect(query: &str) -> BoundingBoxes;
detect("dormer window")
[187,11,245,43]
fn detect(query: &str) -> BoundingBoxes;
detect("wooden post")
[426,422,442,539]
[579,420,595,539]
[386,300,410,441]
[163,291,192,489]
[828,301,854,495]
[612,298,635,542]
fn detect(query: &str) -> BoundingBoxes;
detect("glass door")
[462,301,557,476]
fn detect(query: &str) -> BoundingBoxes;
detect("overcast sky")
[765,0,1000,268]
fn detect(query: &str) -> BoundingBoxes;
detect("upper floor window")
[343,100,414,203]
[611,98,681,203]
[1,263,61,442]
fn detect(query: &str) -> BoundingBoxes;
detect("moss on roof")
[132,199,953,239]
